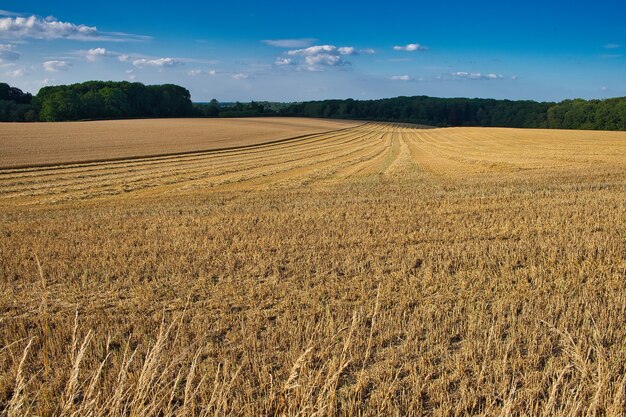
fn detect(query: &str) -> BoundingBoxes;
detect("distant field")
[0,117,359,168]
[0,122,625,416]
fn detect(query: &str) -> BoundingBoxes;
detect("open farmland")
[0,121,625,416]
[0,118,359,168]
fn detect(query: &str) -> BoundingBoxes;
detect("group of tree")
[193,100,282,118]
[1,81,626,130]
[546,98,626,130]
[278,96,555,128]
[207,95,626,130]
[0,83,38,121]
[35,81,194,121]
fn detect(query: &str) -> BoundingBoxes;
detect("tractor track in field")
[1,122,624,206]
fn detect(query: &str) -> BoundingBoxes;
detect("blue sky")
[1,0,625,102]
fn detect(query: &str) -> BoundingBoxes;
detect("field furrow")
[2,122,625,205]
[0,125,382,203]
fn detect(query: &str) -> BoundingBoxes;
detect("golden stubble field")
[0,120,625,416]
[0,117,359,168]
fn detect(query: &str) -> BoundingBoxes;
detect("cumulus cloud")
[306,54,347,68]
[43,60,71,72]
[81,48,161,65]
[393,43,427,52]
[82,51,198,70]
[188,69,216,76]
[0,15,149,41]
[132,57,181,68]
[1,15,98,40]
[452,72,503,80]
[390,75,412,81]
[262,38,317,48]
[86,47,111,61]
[231,73,248,80]
[337,46,356,55]
[284,44,363,71]
[0,43,19,61]
[287,45,358,56]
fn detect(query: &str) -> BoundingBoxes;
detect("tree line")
[199,96,626,130]
[0,81,193,122]
[278,97,554,128]
[1,81,626,130]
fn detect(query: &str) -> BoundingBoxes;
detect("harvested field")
[0,117,359,168]
[0,121,625,416]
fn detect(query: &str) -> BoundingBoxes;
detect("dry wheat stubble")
[0,121,625,416]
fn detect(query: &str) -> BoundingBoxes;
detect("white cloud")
[452,71,503,80]
[285,45,362,71]
[188,69,216,76]
[43,60,71,72]
[601,54,621,59]
[390,75,412,81]
[5,67,25,77]
[231,73,248,80]
[126,69,136,80]
[360,48,376,54]
[85,51,203,70]
[0,43,19,61]
[604,44,621,49]
[86,47,110,61]
[0,15,149,42]
[287,45,334,56]
[600,86,609,91]
[393,43,428,52]
[1,15,97,40]
[304,54,346,68]
[287,45,358,56]
[337,46,356,55]
[274,57,293,66]
[262,38,317,48]
[132,57,181,68]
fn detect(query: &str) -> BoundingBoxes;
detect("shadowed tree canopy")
[0,83,37,122]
